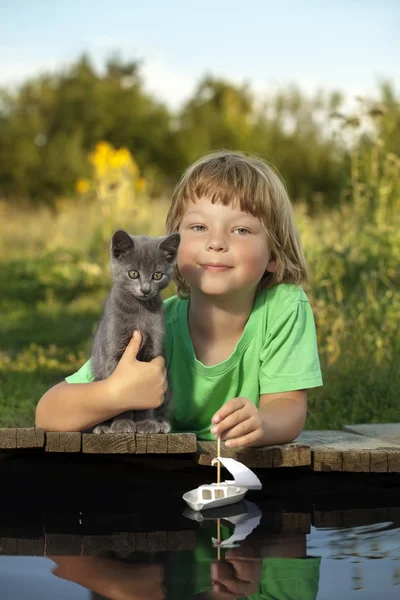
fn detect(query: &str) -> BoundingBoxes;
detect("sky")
[1,0,399,109]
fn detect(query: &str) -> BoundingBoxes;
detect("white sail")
[212,501,262,547]
[211,457,262,490]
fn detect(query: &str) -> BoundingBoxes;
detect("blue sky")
[1,0,398,108]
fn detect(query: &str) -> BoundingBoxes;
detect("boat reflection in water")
[48,501,321,600]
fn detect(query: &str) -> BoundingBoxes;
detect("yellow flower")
[85,140,146,196]
[75,177,90,194]
[135,177,147,192]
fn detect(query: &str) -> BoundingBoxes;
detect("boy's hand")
[210,551,262,598]
[106,330,168,411]
[211,397,264,448]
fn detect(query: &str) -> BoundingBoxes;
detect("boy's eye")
[190,225,250,235]
[153,272,163,280]
[128,270,139,279]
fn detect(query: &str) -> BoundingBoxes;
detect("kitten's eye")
[153,272,163,280]
[128,270,139,279]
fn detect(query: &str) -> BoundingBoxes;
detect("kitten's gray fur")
[91,228,180,435]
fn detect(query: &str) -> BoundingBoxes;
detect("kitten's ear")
[159,232,181,260]
[112,229,134,259]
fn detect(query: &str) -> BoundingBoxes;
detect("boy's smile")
[177,196,276,297]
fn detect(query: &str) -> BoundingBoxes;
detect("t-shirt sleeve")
[259,299,323,394]
[65,359,95,383]
[254,557,321,600]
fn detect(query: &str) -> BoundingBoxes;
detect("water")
[1,454,400,599]
[1,503,399,599]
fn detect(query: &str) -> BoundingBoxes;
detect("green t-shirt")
[166,524,321,600]
[65,283,323,439]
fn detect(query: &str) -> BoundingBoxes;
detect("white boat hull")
[183,485,248,511]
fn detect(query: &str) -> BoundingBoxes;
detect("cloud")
[0,45,196,109]
[141,56,196,109]
[0,53,64,87]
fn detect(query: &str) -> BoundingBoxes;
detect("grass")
[1,152,399,430]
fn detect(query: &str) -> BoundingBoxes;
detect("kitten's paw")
[155,418,171,434]
[135,419,171,434]
[110,419,136,434]
[93,424,112,434]
[135,420,157,434]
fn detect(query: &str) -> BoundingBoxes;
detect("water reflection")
[2,502,400,599]
[47,501,321,600]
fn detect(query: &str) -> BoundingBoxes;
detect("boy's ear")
[159,232,181,259]
[266,258,276,273]
[111,229,134,259]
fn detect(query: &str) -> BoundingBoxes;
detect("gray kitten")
[91,228,180,435]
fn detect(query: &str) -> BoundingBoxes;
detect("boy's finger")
[211,582,237,600]
[226,558,262,582]
[223,429,261,449]
[218,418,255,442]
[212,397,246,424]
[211,408,248,436]
[213,575,256,597]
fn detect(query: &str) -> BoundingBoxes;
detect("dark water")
[1,502,399,599]
[1,455,400,599]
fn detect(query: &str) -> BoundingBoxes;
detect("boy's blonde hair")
[165,150,308,299]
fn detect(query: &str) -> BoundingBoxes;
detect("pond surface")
[1,501,399,599]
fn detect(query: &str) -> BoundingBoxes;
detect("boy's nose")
[207,237,228,251]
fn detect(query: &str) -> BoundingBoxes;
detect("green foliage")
[0,55,175,201]
[0,57,399,429]
[3,54,397,210]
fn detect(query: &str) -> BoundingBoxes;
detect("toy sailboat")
[183,500,262,547]
[182,437,262,511]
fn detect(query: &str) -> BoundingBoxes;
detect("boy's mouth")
[200,264,233,272]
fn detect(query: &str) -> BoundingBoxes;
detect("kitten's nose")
[141,286,151,295]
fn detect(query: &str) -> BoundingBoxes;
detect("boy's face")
[177,196,276,298]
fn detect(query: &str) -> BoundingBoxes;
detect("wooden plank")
[0,537,44,555]
[82,433,137,454]
[0,428,44,449]
[45,533,82,555]
[147,531,168,552]
[298,430,400,472]
[168,433,197,453]
[82,433,196,454]
[167,530,196,551]
[0,429,16,449]
[196,440,311,468]
[45,432,81,452]
[82,533,136,555]
[0,531,197,556]
[261,512,310,534]
[142,434,167,454]
[135,532,147,552]
[343,424,400,446]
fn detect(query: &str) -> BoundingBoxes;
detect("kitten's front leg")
[135,419,171,434]
[149,386,172,434]
[93,423,112,434]
[110,419,136,434]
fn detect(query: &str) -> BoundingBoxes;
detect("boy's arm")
[36,379,122,432]
[256,390,307,445]
[210,391,307,448]
[36,330,167,432]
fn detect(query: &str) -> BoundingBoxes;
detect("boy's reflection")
[50,557,165,600]
[48,513,320,600]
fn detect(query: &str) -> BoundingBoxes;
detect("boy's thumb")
[129,330,142,355]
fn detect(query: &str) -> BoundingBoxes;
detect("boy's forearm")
[252,397,307,447]
[35,379,119,432]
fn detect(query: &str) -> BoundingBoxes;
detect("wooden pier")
[1,425,400,558]
[1,423,400,472]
